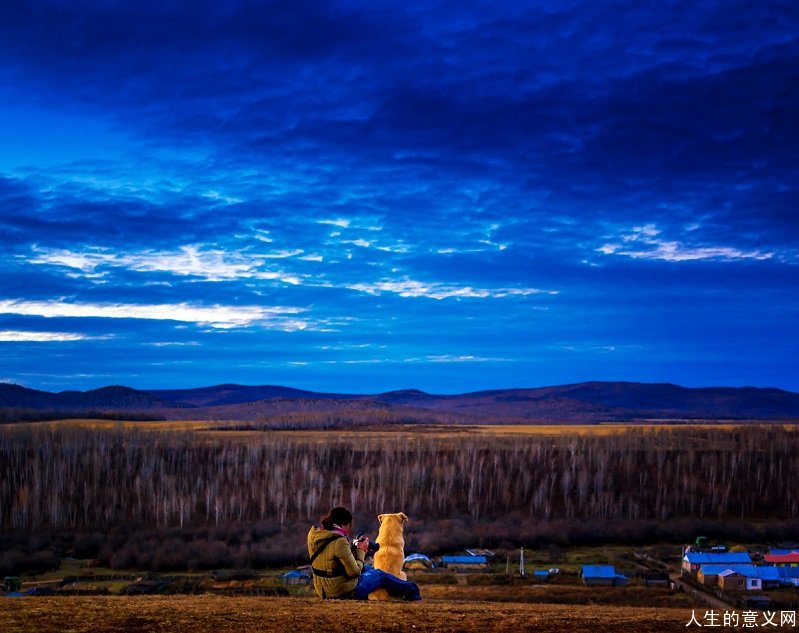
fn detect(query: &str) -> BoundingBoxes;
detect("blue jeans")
[351,566,421,601]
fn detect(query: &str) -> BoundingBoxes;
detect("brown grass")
[418,584,696,608]
[0,595,695,632]
[16,419,796,439]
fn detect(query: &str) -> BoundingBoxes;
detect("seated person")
[307,506,421,601]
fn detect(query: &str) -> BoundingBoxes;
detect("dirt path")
[0,595,694,632]
[669,573,735,612]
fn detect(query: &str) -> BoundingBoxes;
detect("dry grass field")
[0,595,695,632]
[17,418,795,438]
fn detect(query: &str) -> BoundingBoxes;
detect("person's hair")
[321,506,353,530]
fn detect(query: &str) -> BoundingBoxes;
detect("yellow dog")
[368,512,408,600]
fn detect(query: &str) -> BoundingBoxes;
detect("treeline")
[2,426,798,533]
[6,515,799,577]
[212,409,449,430]
[184,402,477,425]
[0,408,167,423]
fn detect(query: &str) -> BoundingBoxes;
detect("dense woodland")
[1,425,798,573]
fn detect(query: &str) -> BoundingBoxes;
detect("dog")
[368,512,408,600]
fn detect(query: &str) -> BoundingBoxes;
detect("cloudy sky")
[1,0,797,393]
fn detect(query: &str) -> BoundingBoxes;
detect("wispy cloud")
[424,355,510,363]
[0,299,309,330]
[0,330,91,342]
[341,238,410,253]
[597,225,774,262]
[318,355,511,365]
[147,341,202,347]
[346,278,557,300]
[318,218,382,232]
[0,1,796,392]
[318,218,351,229]
[28,245,305,284]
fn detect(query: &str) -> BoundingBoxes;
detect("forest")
[1,425,798,574]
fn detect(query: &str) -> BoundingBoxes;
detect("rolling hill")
[1,380,799,424]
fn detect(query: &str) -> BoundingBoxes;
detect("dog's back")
[369,512,408,600]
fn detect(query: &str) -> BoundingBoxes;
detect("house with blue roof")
[719,568,762,592]
[697,564,752,584]
[281,569,311,586]
[440,555,489,572]
[697,564,781,589]
[696,563,799,591]
[682,551,752,575]
[777,566,799,587]
[581,565,628,587]
[404,553,434,570]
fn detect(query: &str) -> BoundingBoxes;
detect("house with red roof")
[764,551,799,566]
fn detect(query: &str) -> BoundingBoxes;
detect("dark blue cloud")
[0,0,797,391]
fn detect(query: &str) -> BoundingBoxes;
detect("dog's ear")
[377,514,385,524]
[400,512,408,523]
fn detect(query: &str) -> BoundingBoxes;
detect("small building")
[682,552,752,575]
[465,548,495,558]
[755,566,783,589]
[440,555,490,572]
[282,569,312,586]
[404,553,434,571]
[718,569,759,591]
[697,564,738,586]
[764,552,799,566]
[777,566,799,587]
[698,564,779,589]
[642,571,670,588]
[581,565,628,587]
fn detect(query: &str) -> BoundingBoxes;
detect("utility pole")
[519,546,526,578]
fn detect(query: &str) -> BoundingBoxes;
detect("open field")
[10,418,797,438]
[0,595,695,632]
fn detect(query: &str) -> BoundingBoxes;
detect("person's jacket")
[307,526,366,598]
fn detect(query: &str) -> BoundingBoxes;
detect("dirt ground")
[0,595,696,632]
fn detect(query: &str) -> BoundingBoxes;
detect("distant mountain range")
[2,381,799,424]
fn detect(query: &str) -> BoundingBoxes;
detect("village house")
[697,565,783,591]
[282,569,312,586]
[403,553,434,571]
[581,565,628,587]
[718,569,760,591]
[439,555,490,572]
[776,566,799,587]
[681,551,752,576]
[764,551,799,567]
[642,571,670,588]
[465,548,495,558]
[696,564,746,587]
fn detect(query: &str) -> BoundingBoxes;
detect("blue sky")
[1,0,797,393]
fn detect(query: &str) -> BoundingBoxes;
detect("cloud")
[346,278,557,300]
[318,218,351,228]
[147,341,202,347]
[318,354,511,365]
[1,1,797,392]
[340,238,410,253]
[597,225,775,262]
[0,330,91,342]
[424,355,511,363]
[27,245,305,284]
[0,299,308,330]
